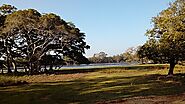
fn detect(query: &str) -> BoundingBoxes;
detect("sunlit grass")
[0,75,27,87]
[0,64,185,104]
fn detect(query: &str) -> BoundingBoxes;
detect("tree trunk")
[12,61,17,73]
[44,63,47,72]
[38,63,40,72]
[168,61,176,75]
[1,66,3,74]
[7,59,12,73]
[141,58,143,64]
[29,63,33,75]
[24,66,27,73]
[49,64,53,71]
[0,63,3,74]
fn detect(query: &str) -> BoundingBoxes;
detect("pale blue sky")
[0,0,174,57]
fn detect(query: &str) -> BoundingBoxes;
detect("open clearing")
[1,65,185,104]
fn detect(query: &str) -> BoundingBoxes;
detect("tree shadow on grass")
[0,74,185,104]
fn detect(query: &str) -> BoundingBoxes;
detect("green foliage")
[137,39,164,64]
[0,4,17,15]
[88,52,116,63]
[0,4,90,74]
[138,0,185,75]
[123,47,140,63]
[89,48,140,64]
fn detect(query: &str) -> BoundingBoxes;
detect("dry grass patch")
[19,73,87,83]
[0,75,28,87]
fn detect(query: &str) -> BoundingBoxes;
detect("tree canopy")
[138,0,185,75]
[0,4,90,74]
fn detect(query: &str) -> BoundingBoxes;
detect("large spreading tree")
[138,0,185,75]
[0,4,90,74]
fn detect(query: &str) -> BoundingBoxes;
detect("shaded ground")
[97,93,185,104]
[0,65,185,104]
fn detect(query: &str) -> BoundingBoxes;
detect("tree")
[0,5,90,74]
[137,39,164,64]
[112,54,125,63]
[93,52,107,59]
[0,4,17,73]
[141,0,185,75]
[0,4,17,15]
[89,52,109,63]
[123,47,140,63]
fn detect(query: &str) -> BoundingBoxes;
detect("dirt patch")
[97,93,185,104]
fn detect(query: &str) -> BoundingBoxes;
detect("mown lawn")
[0,64,185,104]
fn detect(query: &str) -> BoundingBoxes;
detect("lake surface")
[60,63,130,69]
[0,63,131,73]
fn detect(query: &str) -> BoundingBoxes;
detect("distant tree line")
[88,47,141,64]
[0,4,90,74]
[90,0,185,76]
[88,52,119,63]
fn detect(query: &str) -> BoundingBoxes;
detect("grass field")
[0,64,185,104]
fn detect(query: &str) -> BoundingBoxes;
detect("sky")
[0,0,174,57]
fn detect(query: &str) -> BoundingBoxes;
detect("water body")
[0,63,131,73]
[61,63,130,69]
